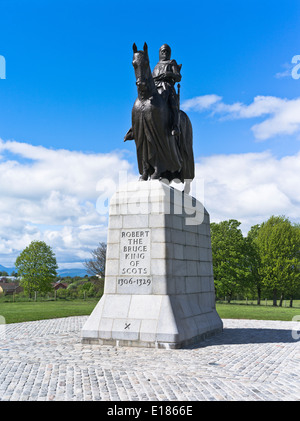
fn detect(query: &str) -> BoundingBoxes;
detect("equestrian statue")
[124,43,194,192]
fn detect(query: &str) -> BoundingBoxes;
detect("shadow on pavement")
[187,327,299,349]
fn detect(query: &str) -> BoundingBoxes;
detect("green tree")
[256,216,300,306]
[211,219,250,302]
[0,271,8,276]
[246,224,263,305]
[15,241,58,297]
[84,242,106,290]
[78,281,96,298]
[288,223,300,306]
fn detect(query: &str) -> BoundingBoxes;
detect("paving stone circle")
[0,316,299,401]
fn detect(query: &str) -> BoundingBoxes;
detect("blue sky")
[0,0,300,268]
[1,0,300,157]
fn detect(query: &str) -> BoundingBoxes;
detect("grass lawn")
[1,298,299,324]
[0,299,98,324]
[216,302,300,322]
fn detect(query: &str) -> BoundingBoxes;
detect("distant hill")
[0,264,88,278]
[57,268,88,278]
[0,265,16,275]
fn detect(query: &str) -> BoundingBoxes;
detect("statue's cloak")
[132,94,183,176]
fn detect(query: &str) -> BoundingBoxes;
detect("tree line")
[13,240,105,299]
[211,216,300,307]
[12,217,300,307]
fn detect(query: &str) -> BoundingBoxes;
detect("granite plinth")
[81,181,223,348]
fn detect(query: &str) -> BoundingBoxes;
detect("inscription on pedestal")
[117,229,152,294]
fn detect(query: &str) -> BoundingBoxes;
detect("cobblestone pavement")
[0,316,299,401]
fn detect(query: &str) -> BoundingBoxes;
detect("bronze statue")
[124,43,194,187]
[152,44,182,137]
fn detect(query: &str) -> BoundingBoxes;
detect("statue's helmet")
[159,44,171,60]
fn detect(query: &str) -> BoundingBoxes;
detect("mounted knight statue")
[124,43,194,192]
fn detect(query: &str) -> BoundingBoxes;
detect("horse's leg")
[151,167,160,179]
[184,180,191,195]
[139,160,150,181]
[139,173,148,181]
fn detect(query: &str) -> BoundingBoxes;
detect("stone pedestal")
[81,181,223,348]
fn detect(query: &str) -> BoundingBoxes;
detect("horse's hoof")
[139,173,148,181]
[151,172,160,180]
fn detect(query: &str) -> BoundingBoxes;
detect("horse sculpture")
[125,43,194,192]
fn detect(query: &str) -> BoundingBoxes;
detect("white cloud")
[182,95,222,112]
[274,62,294,79]
[0,138,300,268]
[0,139,137,268]
[182,94,300,140]
[193,150,300,234]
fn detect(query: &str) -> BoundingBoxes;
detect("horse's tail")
[179,110,195,181]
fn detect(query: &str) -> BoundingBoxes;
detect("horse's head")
[132,43,154,98]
